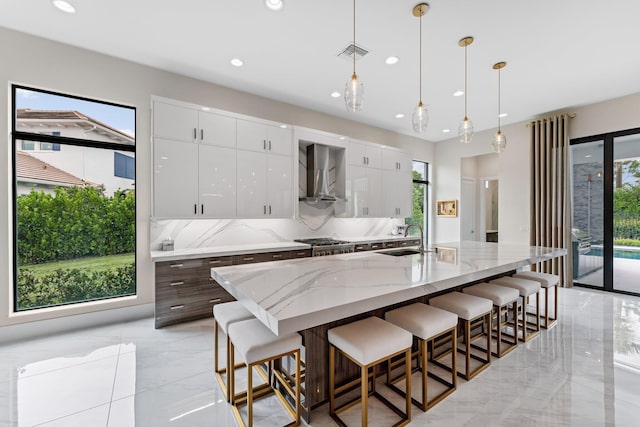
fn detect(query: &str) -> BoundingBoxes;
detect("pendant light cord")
[419,11,422,104]
[497,67,501,131]
[464,44,468,119]
[353,0,356,75]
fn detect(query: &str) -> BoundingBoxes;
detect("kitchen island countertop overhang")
[211,241,567,336]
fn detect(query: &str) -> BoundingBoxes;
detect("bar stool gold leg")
[361,364,368,426]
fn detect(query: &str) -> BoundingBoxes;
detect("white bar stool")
[328,316,413,427]
[462,283,519,358]
[213,302,254,401]
[228,318,301,427]
[429,292,492,381]
[385,303,458,411]
[513,271,559,329]
[490,276,542,342]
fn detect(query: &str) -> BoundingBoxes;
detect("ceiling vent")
[338,43,370,61]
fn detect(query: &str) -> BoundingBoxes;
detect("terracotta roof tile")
[16,151,88,186]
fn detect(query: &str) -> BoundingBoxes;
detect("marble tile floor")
[1,286,639,427]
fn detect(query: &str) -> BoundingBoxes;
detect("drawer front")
[156,258,205,277]
[290,249,312,258]
[156,281,233,311]
[235,251,289,264]
[369,242,383,251]
[155,293,234,328]
[205,256,234,268]
[383,241,399,249]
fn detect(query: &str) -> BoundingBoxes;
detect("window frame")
[410,160,430,244]
[11,84,137,312]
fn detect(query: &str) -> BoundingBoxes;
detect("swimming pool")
[588,247,640,260]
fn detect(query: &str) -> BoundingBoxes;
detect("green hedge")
[614,215,640,241]
[17,264,135,309]
[17,186,135,264]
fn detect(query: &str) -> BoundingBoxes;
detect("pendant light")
[344,0,364,112]
[458,36,474,143]
[491,62,507,153]
[411,3,430,133]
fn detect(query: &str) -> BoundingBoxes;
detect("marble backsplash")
[150,215,401,251]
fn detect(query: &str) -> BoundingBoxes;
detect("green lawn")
[19,253,135,277]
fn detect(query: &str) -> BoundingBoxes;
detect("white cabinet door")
[349,140,382,168]
[349,166,382,217]
[382,170,412,218]
[198,112,236,148]
[236,120,267,152]
[382,148,412,172]
[267,154,293,218]
[267,125,292,156]
[153,102,198,142]
[199,145,236,218]
[153,138,199,217]
[236,150,268,217]
[366,145,383,169]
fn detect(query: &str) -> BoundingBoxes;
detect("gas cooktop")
[293,238,351,246]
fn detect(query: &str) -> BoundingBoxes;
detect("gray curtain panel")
[530,115,573,287]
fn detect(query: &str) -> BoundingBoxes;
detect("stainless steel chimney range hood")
[299,144,345,203]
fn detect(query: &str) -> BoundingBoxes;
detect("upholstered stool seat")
[514,271,559,328]
[385,303,458,411]
[490,277,542,342]
[213,302,254,401]
[429,292,492,380]
[328,316,413,426]
[463,283,519,357]
[228,318,301,427]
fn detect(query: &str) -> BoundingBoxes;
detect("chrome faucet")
[404,223,425,253]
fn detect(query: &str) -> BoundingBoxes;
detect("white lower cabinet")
[382,170,412,218]
[236,150,293,218]
[348,165,381,217]
[154,138,236,218]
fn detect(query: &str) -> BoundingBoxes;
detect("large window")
[12,86,136,311]
[408,160,429,243]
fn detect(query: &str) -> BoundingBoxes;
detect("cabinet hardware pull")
[272,254,282,258]
[366,157,369,165]
[201,204,204,215]
[243,257,254,261]
[268,205,272,215]
[201,129,204,140]
[296,252,306,256]
[263,140,266,150]
[193,128,197,139]
[170,281,184,286]
[264,205,267,214]
[209,298,222,304]
[170,264,184,268]
[372,245,379,249]
[170,305,184,310]
[210,260,222,264]
[363,156,366,165]
[194,204,197,214]
[269,140,272,150]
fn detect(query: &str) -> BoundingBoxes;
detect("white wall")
[0,27,434,329]
[433,92,640,245]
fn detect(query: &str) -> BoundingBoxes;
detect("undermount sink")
[378,249,422,257]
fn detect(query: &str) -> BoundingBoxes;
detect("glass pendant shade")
[492,130,507,153]
[345,73,364,112]
[458,117,474,143]
[412,101,429,133]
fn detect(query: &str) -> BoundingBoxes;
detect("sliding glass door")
[571,129,640,295]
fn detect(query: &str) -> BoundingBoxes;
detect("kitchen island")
[211,241,566,420]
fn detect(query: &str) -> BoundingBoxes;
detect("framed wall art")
[436,199,457,217]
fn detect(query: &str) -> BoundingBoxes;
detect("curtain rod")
[526,113,576,127]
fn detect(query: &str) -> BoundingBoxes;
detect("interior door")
[461,178,476,241]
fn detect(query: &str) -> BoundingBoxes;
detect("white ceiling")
[2,0,640,142]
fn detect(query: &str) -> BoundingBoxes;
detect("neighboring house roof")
[16,109,134,145]
[16,150,90,187]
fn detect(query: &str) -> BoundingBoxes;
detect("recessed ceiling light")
[265,0,284,11]
[52,0,76,14]
[585,154,592,158]
[279,124,287,129]
[453,91,464,97]
[395,113,404,119]
[330,91,341,98]
[498,113,508,118]
[230,58,244,67]
[201,107,211,111]
[442,129,451,133]
[339,137,346,140]
[385,56,399,65]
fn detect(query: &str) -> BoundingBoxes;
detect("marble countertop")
[150,235,419,262]
[211,241,567,335]
[151,242,311,262]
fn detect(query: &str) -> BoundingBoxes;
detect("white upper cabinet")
[198,112,236,148]
[348,140,382,168]
[153,102,198,142]
[347,165,382,217]
[382,148,412,172]
[267,153,294,217]
[236,120,292,156]
[153,101,237,147]
[236,150,268,218]
[382,170,412,218]
[153,138,199,218]
[198,145,237,218]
